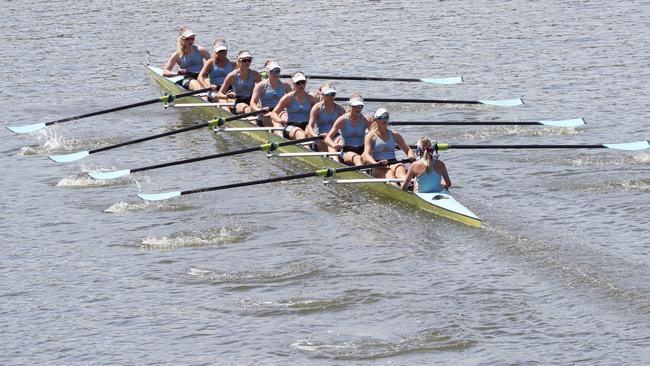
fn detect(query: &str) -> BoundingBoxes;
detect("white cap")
[265,60,281,71]
[374,108,389,118]
[181,30,196,39]
[321,84,336,94]
[349,95,364,106]
[291,72,307,83]
[214,40,228,52]
[238,50,252,60]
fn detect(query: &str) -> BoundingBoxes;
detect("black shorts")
[342,145,364,155]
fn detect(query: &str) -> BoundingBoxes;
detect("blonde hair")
[177,27,195,56]
[418,137,435,174]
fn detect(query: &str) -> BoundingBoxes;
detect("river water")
[2,1,649,364]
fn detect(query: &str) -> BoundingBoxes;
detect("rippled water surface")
[2,1,649,364]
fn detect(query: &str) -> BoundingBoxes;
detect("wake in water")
[56,173,132,188]
[291,328,473,360]
[139,226,250,249]
[187,260,323,286]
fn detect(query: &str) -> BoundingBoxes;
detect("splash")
[291,328,474,359]
[104,200,194,213]
[139,226,250,249]
[56,173,129,188]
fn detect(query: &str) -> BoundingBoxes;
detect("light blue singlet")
[371,130,396,161]
[340,115,366,147]
[179,46,204,74]
[233,71,255,98]
[316,103,340,135]
[286,93,312,123]
[259,80,286,109]
[417,160,443,193]
[209,61,234,86]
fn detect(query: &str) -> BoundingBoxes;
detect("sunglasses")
[295,80,306,85]
[240,59,252,63]
[184,37,195,41]
[351,105,364,110]
[376,115,390,121]
[323,92,336,97]
[270,68,281,74]
[217,49,227,54]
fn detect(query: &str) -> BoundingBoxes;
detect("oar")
[334,96,523,107]
[48,108,268,163]
[413,140,650,151]
[137,159,410,201]
[6,88,211,134]
[270,73,463,85]
[88,136,321,180]
[390,118,585,127]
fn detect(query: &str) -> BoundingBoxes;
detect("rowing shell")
[145,65,482,228]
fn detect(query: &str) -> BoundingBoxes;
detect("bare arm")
[393,131,416,161]
[306,103,321,137]
[401,163,419,191]
[163,51,181,77]
[271,93,292,124]
[361,132,377,164]
[250,82,264,112]
[437,160,452,188]
[252,70,263,83]
[198,46,211,60]
[197,59,214,89]
[324,116,345,149]
[217,73,235,99]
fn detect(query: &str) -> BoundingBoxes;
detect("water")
[2,1,649,364]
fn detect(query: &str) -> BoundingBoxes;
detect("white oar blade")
[6,122,47,134]
[420,76,463,85]
[137,191,182,201]
[538,118,585,127]
[603,140,650,151]
[479,98,523,107]
[88,169,131,180]
[48,151,90,163]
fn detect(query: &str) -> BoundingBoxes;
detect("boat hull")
[146,66,482,228]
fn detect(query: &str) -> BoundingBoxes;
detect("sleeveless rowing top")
[372,130,396,161]
[259,80,286,109]
[316,103,340,135]
[417,162,443,193]
[179,46,204,73]
[340,115,366,147]
[233,71,255,98]
[286,93,312,123]
[209,60,234,86]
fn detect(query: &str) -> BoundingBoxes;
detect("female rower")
[218,50,262,114]
[250,60,291,127]
[401,137,451,192]
[306,82,346,153]
[197,38,237,101]
[163,27,210,90]
[323,94,372,166]
[270,72,318,139]
[362,108,415,179]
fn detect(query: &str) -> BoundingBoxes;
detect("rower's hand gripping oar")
[333,96,523,107]
[87,136,322,180]
[391,118,586,128]
[6,88,211,134]
[411,140,650,151]
[48,108,269,163]
[137,159,411,201]
[260,71,463,85]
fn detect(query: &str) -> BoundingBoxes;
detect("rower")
[324,94,372,166]
[218,50,262,114]
[197,38,236,102]
[162,27,210,91]
[270,72,318,139]
[362,108,415,179]
[250,60,291,127]
[306,82,346,154]
[401,137,451,192]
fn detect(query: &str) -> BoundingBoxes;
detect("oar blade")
[538,118,585,127]
[603,140,650,151]
[48,150,90,163]
[478,98,524,107]
[137,191,182,201]
[419,76,463,85]
[6,122,47,134]
[88,169,131,180]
